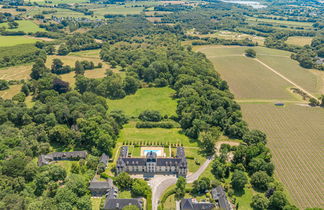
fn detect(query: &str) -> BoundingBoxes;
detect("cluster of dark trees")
[0,12,16,23]
[75,71,140,99]
[189,36,257,47]
[89,16,183,43]
[0,54,131,208]
[136,110,175,128]
[0,44,45,68]
[56,33,101,56]
[0,80,9,90]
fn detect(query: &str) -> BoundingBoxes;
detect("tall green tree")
[231,170,248,191]
[175,176,186,199]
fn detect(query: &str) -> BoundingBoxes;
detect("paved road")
[150,156,215,210]
[150,141,241,209]
[186,155,214,183]
[149,175,177,210]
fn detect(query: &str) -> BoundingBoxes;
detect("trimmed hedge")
[136,121,175,129]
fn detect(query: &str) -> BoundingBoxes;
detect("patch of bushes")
[138,110,162,122]
[135,121,175,129]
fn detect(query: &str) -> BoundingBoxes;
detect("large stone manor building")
[116,146,187,177]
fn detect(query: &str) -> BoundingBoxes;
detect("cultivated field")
[247,17,313,27]
[198,46,323,100]
[0,84,22,99]
[286,36,313,46]
[188,30,265,45]
[0,64,32,80]
[0,36,37,47]
[91,5,144,16]
[197,45,324,208]
[107,87,177,117]
[0,20,45,33]
[241,104,324,208]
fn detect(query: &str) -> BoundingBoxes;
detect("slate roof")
[38,151,88,166]
[119,146,128,158]
[180,199,215,210]
[51,151,88,159]
[100,153,109,165]
[103,198,143,210]
[156,158,182,166]
[176,147,186,158]
[89,179,113,190]
[146,151,157,159]
[117,147,187,168]
[211,186,232,210]
[122,158,146,166]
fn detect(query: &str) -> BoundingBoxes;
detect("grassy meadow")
[197,45,324,208]
[0,20,45,33]
[247,17,313,28]
[91,198,102,210]
[286,36,313,46]
[0,84,22,99]
[188,30,265,45]
[107,87,177,117]
[0,36,37,47]
[91,5,144,16]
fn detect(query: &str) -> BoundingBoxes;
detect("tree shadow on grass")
[234,188,246,197]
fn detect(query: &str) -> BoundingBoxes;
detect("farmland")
[0,64,32,80]
[286,36,313,46]
[107,87,177,117]
[188,30,265,45]
[0,36,37,47]
[0,20,45,33]
[241,104,324,208]
[197,45,324,208]
[0,84,22,99]
[197,46,323,100]
[247,17,314,28]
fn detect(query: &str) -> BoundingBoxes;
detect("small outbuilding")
[89,178,113,197]
[211,186,232,210]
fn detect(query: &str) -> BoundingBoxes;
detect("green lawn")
[117,121,198,147]
[91,197,102,210]
[163,194,177,210]
[54,160,77,176]
[118,190,132,199]
[185,148,206,173]
[107,87,177,117]
[0,36,37,47]
[0,20,45,33]
[69,49,102,58]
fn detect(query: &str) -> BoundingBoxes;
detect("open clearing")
[286,36,313,46]
[0,20,45,33]
[197,45,324,208]
[0,36,37,47]
[117,121,197,147]
[0,84,22,99]
[107,87,177,117]
[188,30,265,45]
[241,104,324,208]
[247,17,313,28]
[0,64,32,80]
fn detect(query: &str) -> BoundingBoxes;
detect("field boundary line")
[254,58,319,102]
